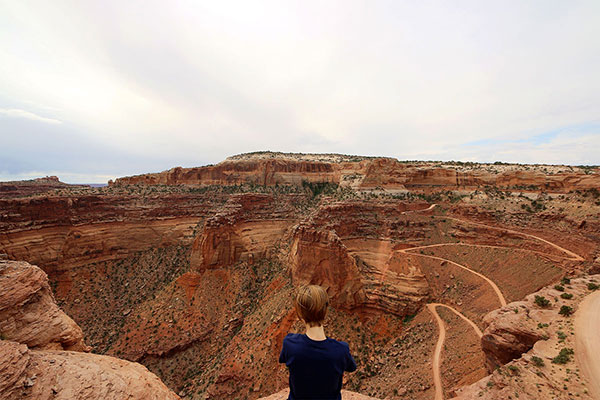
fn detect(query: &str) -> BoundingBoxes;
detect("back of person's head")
[295,285,329,327]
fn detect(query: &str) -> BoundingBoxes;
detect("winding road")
[400,204,585,400]
[575,290,600,400]
[427,303,483,400]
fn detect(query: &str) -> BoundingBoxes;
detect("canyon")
[1,152,599,400]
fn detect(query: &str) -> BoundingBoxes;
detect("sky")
[1,1,599,183]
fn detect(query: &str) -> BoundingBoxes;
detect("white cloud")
[0,108,62,125]
[0,0,599,177]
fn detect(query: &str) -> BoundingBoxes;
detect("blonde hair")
[295,285,329,327]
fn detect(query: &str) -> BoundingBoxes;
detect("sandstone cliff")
[0,260,179,400]
[289,201,431,316]
[0,260,87,351]
[110,153,600,193]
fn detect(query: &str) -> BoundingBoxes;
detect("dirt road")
[427,303,483,400]
[403,248,507,307]
[575,290,600,399]
[396,204,585,400]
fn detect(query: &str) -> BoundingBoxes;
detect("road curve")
[441,216,584,261]
[575,290,600,399]
[430,303,483,338]
[401,203,437,215]
[427,303,483,400]
[402,248,507,307]
[399,204,585,400]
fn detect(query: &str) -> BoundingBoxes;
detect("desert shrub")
[560,277,571,285]
[552,348,574,364]
[534,295,551,307]
[557,331,567,341]
[560,293,573,300]
[588,282,599,291]
[559,305,573,316]
[531,356,545,367]
[554,285,564,292]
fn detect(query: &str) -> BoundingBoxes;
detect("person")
[279,285,357,400]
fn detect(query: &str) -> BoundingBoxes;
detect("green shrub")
[507,365,520,375]
[588,282,599,291]
[534,295,551,307]
[559,305,573,317]
[552,348,574,364]
[560,293,573,300]
[560,277,571,285]
[531,356,545,367]
[554,285,564,292]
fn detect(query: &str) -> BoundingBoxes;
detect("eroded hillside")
[1,153,599,399]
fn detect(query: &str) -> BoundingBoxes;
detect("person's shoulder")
[283,333,303,344]
[327,337,351,350]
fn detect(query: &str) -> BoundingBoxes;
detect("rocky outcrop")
[479,275,600,371]
[0,260,87,351]
[0,259,179,400]
[0,176,84,198]
[288,200,430,316]
[0,340,179,400]
[289,226,367,309]
[111,159,340,187]
[110,153,600,193]
[453,275,600,400]
[190,193,299,271]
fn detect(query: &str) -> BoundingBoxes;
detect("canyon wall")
[0,192,226,274]
[111,155,600,193]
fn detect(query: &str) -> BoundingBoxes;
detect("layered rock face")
[2,152,599,400]
[0,260,179,400]
[0,192,226,274]
[190,193,300,271]
[111,153,600,193]
[289,201,430,316]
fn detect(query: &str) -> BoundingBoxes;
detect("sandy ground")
[575,290,600,400]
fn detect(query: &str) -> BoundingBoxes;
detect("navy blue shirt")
[279,333,357,400]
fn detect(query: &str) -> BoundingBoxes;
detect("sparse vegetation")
[552,348,574,364]
[558,305,573,317]
[534,295,551,308]
[531,356,545,367]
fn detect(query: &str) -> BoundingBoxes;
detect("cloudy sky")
[1,1,599,183]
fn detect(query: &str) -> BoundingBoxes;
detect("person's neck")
[305,323,326,341]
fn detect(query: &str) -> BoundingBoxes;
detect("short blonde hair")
[295,285,329,327]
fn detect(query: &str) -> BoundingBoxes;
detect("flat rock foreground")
[1,152,599,399]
